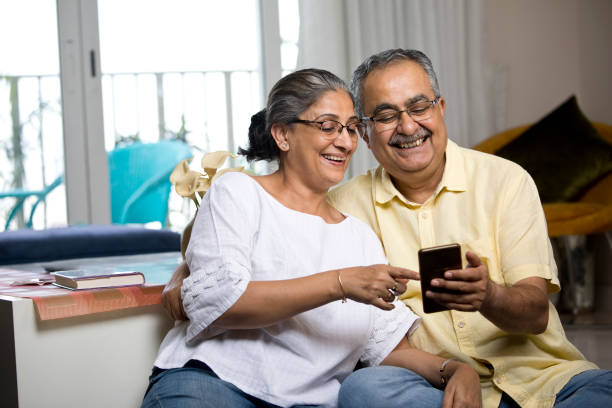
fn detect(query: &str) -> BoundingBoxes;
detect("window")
[0,0,299,231]
[0,0,67,230]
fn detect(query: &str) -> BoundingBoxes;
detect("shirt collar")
[374,139,467,205]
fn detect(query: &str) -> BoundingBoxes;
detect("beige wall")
[485,0,612,129]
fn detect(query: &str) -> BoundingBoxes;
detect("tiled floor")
[561,312,612,369]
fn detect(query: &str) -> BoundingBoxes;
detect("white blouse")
[154,172,420,408]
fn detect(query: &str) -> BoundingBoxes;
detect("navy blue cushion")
[0,225,180,265]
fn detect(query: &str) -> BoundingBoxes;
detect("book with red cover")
[52,269,145,290]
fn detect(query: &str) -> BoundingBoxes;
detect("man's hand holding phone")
[424,250,492,313]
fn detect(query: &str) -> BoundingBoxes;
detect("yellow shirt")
[328,140,597,408]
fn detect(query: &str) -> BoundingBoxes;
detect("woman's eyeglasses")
[290,119,366,139]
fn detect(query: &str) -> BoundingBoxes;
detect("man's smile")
[388,127,432,149]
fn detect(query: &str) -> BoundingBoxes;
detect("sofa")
[473,122,612,237]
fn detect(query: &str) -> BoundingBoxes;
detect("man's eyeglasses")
[362,98,439,132]
[290,119,366,139]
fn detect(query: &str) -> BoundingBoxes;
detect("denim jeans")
[338,366,612,408]
[141,360,324,408]
[551,369,612,407]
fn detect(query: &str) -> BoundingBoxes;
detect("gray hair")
[239,68,351,162]
[350,49,440,117]
[266,68,352,132]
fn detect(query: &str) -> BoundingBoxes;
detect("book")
[52,269,145,290]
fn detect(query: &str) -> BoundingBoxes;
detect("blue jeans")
[338,366,612,408]
[141,360,323,408]
[551,369,612,407]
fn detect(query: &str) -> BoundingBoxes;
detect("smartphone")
[418,243,462,314]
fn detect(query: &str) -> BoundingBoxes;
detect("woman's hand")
[442,361,482,408]
[161,262,190,321]
[338,265,419,310]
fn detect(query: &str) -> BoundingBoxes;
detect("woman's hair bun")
[249,109,266,134]
[239,108,278,162]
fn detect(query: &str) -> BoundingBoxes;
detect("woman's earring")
[281,143,288,150]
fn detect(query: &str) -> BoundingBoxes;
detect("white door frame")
[57,0,110,225]
[259,0,282,97]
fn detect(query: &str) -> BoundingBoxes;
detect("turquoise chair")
[2,140,192,230]
[0,175,64,230]
[108,140,192,226]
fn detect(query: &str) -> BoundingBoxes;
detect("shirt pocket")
[460,240,504,285]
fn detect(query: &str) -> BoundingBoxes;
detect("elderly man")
[333,49,610,408]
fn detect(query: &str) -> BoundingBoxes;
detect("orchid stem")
[191,196,200,209]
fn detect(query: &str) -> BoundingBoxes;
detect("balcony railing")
[0,69,264,231]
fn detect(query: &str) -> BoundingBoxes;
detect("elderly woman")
[141,69,480,408]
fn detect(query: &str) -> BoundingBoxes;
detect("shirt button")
[458,321,465,328]
[495,376,503,384]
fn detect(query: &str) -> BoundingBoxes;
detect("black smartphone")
[418,243,462,314]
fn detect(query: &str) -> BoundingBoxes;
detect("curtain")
[297,0,499,179]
